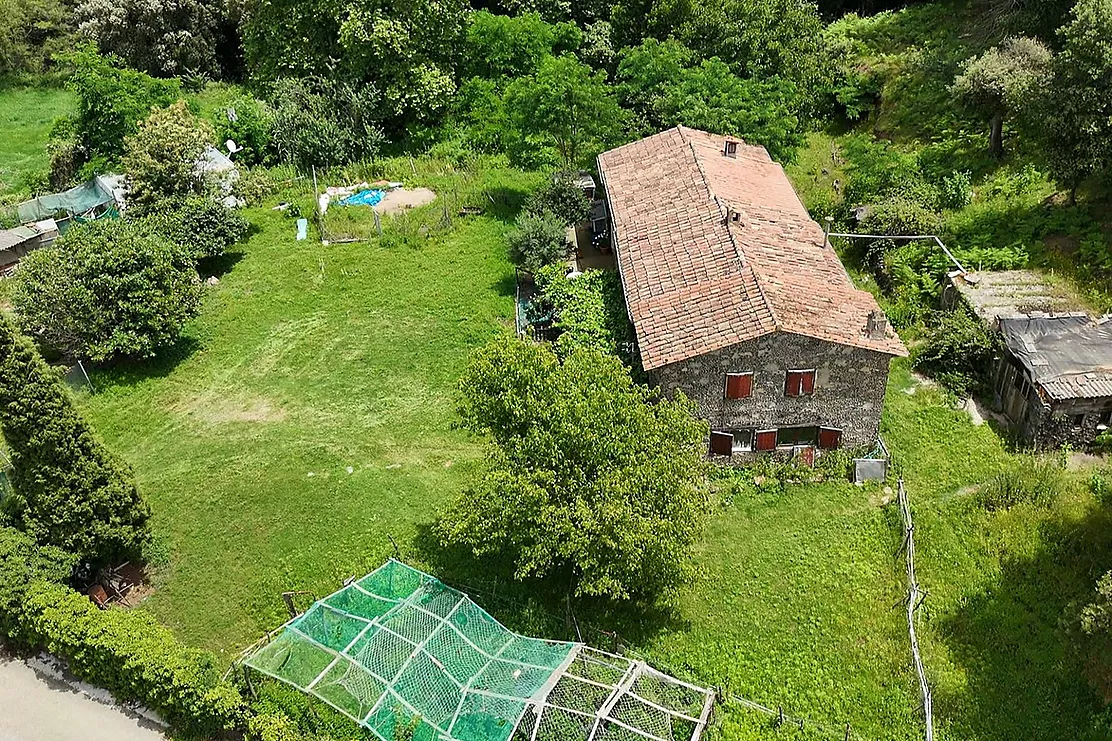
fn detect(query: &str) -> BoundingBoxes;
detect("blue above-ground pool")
[339,189,386,207]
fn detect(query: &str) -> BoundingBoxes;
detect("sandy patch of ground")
[374,187,436,215]
[173,392,287,425]
[1068,451,1107,471]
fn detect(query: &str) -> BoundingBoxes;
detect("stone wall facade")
[650,331,894,461]
[992,355,1112,450]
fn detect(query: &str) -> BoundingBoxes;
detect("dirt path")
[0,652,167,741]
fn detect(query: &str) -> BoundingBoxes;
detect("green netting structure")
[244,560,715,741]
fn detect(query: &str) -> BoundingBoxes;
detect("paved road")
[0,654,166,741]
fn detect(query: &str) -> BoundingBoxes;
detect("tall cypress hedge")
[0,317,150,564]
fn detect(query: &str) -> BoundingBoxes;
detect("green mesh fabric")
[245,560,576,741]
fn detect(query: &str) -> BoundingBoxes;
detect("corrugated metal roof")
[1000,315,1112,400]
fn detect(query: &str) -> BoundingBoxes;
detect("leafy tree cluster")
[617,38,803,162]
[0,318,150,565]
[0,0,74,76]
[440,338,709,600]
[0,525,75,639]
[136,196,251,262]
[13,219,202,363]
[74,0,238,80]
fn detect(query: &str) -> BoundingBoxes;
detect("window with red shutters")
[709,432,734,456]
[724,372,753,399]
[755,430,777,451]
[785,369,816,397]
[818,427,843,450]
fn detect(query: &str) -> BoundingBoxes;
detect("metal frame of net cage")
[242,560,714,741]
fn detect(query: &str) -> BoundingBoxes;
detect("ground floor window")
[776,426,819,447]
[709,429,754,455]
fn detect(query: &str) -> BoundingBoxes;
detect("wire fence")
[895,479,934,741]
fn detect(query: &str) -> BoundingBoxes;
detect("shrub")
[122,101,214,209]
[0,318,150,564]
[913,307,1002,397]
[976,455,1067,511]
[938,171,973,210]
[534,264,634,362]
[13,219,202,363]
[0,526,75,640]
[270,78,385,170]
[15,580,245,736]
[213,94,275,167]
[441,339,710,600]
[507,211,568,273]
[137,197,250,261]
[523,175,591,227]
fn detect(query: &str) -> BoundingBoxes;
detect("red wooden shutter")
[784,371,801,397]
[819,427,843,450]
[725,373,753,399]
[801,370,816,395]
[755,430,777,451]
[709,432,734,456]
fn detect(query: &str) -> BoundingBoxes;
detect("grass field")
[0,86,72,195]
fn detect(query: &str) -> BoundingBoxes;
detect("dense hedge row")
[0,527,246,738]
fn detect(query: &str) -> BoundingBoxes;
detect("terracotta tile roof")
[597,126,908,370]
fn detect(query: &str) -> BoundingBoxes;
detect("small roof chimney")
[866,310,888,340]
[723,139,739,158]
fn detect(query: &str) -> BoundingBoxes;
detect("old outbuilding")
[597,127,907,461]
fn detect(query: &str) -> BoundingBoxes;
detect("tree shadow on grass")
[197,250,246,279]
[85,335,201,393]
[935,502,1112,740]
[410,522,691,650]
[491,271,516,299]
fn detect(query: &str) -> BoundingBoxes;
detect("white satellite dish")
[226,139,243,155]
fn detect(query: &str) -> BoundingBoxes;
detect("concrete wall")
[650,331,893,459]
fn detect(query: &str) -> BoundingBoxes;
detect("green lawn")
[0,86,72,194]
[79,164,531,654]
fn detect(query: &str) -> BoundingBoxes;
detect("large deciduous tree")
[504,54,626,168]
[0,318,149,564]
[1039,0,1112,201]
[13,220,202,363]
[952,36,1051,158]
[440,338,709,600]
[74,0,234,79]
[57,46,181,164]
[617,39,804,162]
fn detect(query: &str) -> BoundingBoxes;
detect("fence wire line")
[896,479,934,741]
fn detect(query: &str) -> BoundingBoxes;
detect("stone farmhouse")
[597,126,907,460]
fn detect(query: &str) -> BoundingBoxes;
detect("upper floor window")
[784,369,816,398]
[724,372,753,400]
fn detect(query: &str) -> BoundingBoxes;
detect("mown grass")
[78,161,530,654]
[0,85,72,195]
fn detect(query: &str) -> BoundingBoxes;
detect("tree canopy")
[440,338,709,600]
[13,220,202,363]
[952,36,1051,157]
[0,318,150,564]
[504,54,627,168]
[1039,0,1112,197]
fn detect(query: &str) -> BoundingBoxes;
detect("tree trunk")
[989,113,1004,158]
